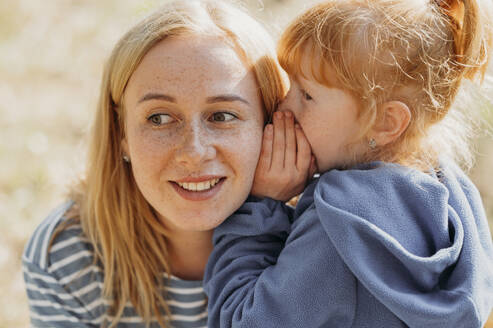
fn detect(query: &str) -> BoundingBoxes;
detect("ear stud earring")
[369,138,377,149]
[123,155,130,163]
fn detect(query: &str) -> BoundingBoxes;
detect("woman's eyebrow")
[137,93,249,105]
[206,94,250,105]
[138,93,176,104]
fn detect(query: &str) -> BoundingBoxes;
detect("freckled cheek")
[222,125,263,181]
[128,128,177,172]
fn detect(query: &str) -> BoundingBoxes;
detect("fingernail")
[275,111,283,119]
[295,124,301,129]
[285,111,292,118]
[265,124,273,134]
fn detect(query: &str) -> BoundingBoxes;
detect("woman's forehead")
[123,36,260,107]
[136,36,249,83]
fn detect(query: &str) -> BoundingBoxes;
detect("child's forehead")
[279,32,352,91]
[294,48,342,89]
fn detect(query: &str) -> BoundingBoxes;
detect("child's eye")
[209,112,237,123]
[148,113,175,126]
[301,89,313,101]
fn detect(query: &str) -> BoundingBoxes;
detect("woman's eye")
[148,114,174,126]
[301,89,313,101]
[210,112,237,123]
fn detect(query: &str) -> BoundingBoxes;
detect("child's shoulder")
[313,161,459,250]
[311,160,488,255]
[22,201,93,272]
[314,161,454,208]
[315,160,478,207]
[317,161,437,194]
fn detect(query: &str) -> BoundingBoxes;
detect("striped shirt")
[22,201,208,328]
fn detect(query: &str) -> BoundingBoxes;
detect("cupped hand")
[251,111,317,202]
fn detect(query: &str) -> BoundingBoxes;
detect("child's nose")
[277,89,295,112]
[277,99,289,113]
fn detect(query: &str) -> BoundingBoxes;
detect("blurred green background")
[1,0,492,327]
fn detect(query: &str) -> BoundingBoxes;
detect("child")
[204,0,493,327]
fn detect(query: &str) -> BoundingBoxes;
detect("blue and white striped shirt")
[22,201,208,327]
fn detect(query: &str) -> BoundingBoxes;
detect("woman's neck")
[166,229,213,281]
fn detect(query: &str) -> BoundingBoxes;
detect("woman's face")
[122,35,264,232]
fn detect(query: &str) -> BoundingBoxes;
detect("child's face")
[278,58,364,172]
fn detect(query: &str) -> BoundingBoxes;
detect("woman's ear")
[371,101,411,147]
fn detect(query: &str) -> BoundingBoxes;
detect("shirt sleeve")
[23,260,98,328]
[203,196,356,328]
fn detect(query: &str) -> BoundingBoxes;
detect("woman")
[22,0,286,326]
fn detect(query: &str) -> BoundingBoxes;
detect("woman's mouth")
[170,177,226,201]
[176,178,221,191]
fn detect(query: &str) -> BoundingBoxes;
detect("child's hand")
[251,111,317,202]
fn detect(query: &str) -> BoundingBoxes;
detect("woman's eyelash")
[209,112,238,122]
[147,113,175,125]
[146,112,238,126]
[301,89,313,101]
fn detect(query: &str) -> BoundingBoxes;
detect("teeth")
[177,178,220,191]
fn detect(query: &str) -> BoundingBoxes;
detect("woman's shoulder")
[22,201,93,273]
[22,202,106,325]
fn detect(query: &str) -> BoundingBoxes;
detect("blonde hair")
[61,0,286,326]
[279,0,492,170]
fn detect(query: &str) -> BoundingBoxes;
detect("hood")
[313,161,493,327]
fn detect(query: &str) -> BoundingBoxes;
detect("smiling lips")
[176,178,221,191]
[170,177,225,201]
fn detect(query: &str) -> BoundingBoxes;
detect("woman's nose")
[174,123,216,167]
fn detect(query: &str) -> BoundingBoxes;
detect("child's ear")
[371,101,411,147]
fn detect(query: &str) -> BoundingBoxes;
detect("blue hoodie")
[204,161,493,327]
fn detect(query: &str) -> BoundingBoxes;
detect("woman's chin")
[158,209,230,232]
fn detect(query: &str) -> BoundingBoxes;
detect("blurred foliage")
[1,0,492,327]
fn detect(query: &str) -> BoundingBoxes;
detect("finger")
[272,111,286,170]
[258,124,274,171]
[284,111,296,168]
[295,123,312,172]
[308,155,318,178]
